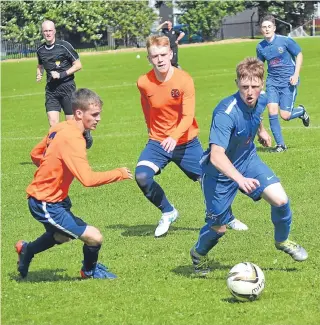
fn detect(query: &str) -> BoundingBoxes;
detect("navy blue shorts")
[267,84,298,112]
[202,154,279,227]
[28,196,87,239]
[137,137,203,181]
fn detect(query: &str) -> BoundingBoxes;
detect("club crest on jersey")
[171,89,180,98]
[55,61,61,67]
[278,47,284,54]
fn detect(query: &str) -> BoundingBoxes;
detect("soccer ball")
[226,262,265,302]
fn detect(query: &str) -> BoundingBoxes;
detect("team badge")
[171,89,180,98]
[55,60,61,67]
[278,47,284,54]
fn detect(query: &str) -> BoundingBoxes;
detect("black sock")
[27,232,57,256]
[83,244,101,271]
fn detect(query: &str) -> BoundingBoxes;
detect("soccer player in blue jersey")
[190,57,308,275]
[256,15,310,153]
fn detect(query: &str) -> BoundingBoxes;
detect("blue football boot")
[80,262,117,279]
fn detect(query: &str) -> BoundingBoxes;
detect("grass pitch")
[1,39,320,325]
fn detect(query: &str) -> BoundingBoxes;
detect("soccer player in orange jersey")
[15,88,133,279]
[135,35,248,237]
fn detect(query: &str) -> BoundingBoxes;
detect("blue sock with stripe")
[135,165,173,213]
[195,224,225,256]
[269,114,285,146]
[271,201,292,242]
[288,106,304,120]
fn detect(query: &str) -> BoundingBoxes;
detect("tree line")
[1,1,317,46]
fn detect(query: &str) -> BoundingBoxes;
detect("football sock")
[194,224,225,256]
[271,201,292,242]
[269,114,285,146]
[288,107,304,120]
[27,232,58,256]
[228,208,235,222]
[83,244,101,271]
[135,165,173,213]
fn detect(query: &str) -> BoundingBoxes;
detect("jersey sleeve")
[62,41,80,63]
[30,135,47,167]
[256,45,265,62]
[209,111,234,150]
[170,76,196,140]
[286,37,301,57]
[60,136,127,187]
[137,81,150,129]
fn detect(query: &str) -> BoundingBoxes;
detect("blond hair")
[146,35,170,51]
[71,88,103,113]
[236,57,264,81]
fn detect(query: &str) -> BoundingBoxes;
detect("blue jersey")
[201,91,267,179]
[256,35,301,87]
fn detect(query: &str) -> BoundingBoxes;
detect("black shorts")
[45,81,76,115]
[171,47,178,67]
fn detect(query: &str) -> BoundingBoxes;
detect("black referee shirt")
[162,28,182,49]
[36,40,79,85]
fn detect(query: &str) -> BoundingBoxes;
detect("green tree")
[1,1,157,47]
[175,1,245,41]
[102,1,157,45]
[244,1,317,29]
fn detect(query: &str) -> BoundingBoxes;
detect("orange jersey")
[27,120,128,202]
[137,68,199,145]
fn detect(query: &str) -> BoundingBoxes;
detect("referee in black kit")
[156,20,185,69]
[36,20,92,148]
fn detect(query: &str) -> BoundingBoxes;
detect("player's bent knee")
[135,171,149,186]
[135,165,156,188]
[211,224,227,234]
[280,111,291,121]
[80,226,103,246]
[53,232,71,244]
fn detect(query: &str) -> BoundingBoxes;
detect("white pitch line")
[2,126,319,142]
[1,132,145,141]
[2,82,136,99]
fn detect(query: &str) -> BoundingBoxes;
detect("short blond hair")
[146,35,170,51]
[72,88,103,113]
[236,57,264,81]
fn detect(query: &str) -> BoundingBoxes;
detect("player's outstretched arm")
[61,137,132,187]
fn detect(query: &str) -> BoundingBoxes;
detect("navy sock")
[135,165,173,213]
[271,201,292,242]
[83,244,101,271]
[269,114,285,146]
[27,232,57,256]
[195,224,225,256]
[288,107,304,120]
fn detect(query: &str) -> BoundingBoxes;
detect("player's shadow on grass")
[262,266,298,272]
[172,261,233,279]
[221,297,250,303]
[106,224,200,237]
[9,268,80,283]
[19,162,34,165]
[256,147,274,153]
